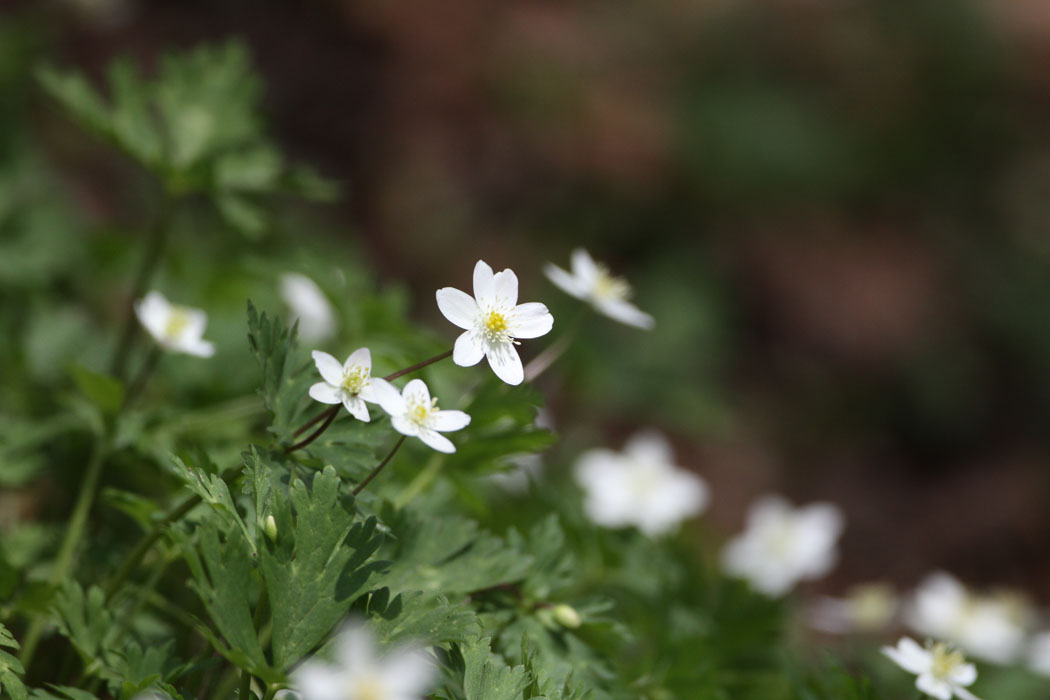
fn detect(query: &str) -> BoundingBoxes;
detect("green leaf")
[52,581,112,661]
[366,591,480,646]
[0,623,26,700]
[462,637,530,700]
[259,465,385,670]
[69,364,125,418]
[247,301,311,443]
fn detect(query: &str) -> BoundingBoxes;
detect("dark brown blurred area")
[11,0,1050,598]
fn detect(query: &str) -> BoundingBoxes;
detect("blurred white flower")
[293,622,434,700]
[281,273,337,342]
[134,291,215,357]
[436,260,554,385]
[882,637,980,700]
[372,378,470,453]
[574,431,708,536]
[905,572,1030,664]
[808,582,898,634]
[544,248,654,329]
[1027,632,1050,677]
[309,348,378,422]
[721,496,843,597]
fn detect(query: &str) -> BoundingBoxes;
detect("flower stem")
[352,436,406,496]
[20,440,108,667]
[110,194,176,381]
[237,668,252,700]
[383,349,453,382]
[285,405,339,453]
[293,404,339,438]
[124,344,162,407]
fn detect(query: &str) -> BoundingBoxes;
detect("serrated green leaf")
[247,301,311,443]
[0,623,26,700]
[260,465,385,670]
[367,591,480,646]
[52,581,112,660]
[462,636,530,700]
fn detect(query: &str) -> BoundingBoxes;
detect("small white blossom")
[574,431,708,536]
[371,378,470,453]
[882,637,980,700]
[905,572,1030,664]
[1027,632,1050,677]
[721,495,843,596]
[293,622,434,700]
[134,290,215,357]
[544,248,654,329]
[281,273,337,342]
[436,260,554,385]
[808,582,898,634]
[308,348,378,422]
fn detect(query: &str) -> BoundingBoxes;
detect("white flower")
[544,248,654,329]
[371,378,470,453]
[808,583,898,634]
[134,290,215,357]
[308,348,378,422]
[436,260,554,385]
[904,572,1030,664]
[1027,632,1050,677]
[574,431,708,536]
[281,273,337,342]
[882,637,980,700]
[293,622,434,700]
[721,495,843,596]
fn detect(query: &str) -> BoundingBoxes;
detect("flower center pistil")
[351,675,386,700]
[593,266,631,302]
[930,642,965,679]
[481,308,511,343]
[409,397,439,426]
[164,308,193,340]
[341,366,369,395]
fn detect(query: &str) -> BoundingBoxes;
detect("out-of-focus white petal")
[430,409,471,432]
[915,674,953,700]
[570,248,599,284]
[543,263,587,299]
[335,623,377,670]
[179,338,216,357]
[418,428,456,453]
[309,382,343,405]
[485,342,524,385]
[135,291,171,341]
[370,378,405,416]
[595,298,655,329]
[382,647,435,696]
[436,287,478,330]
[312,351,344,386]
[509,302,553,339]
[884,638,932,675]
[453,330,485,367]
[292,662,346,700]
[280,273,336,342]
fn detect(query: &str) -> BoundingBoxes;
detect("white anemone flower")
[904,572,1030,664]
[1027,632,1050,677]
[134,290,215,357]
[882,637,981,700]
[808,582,899,634]
[308,348,378,422]
[573,431,708,536]
[280,273,337,342]
[436,260,554,385]
[371,378,470,453]
[721,495,844,597]
[544,248,654,329]
[293,622,434,700]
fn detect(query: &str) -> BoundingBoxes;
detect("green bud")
[552,603,581,629]
[264,514,278,541]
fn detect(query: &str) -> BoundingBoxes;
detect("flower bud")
[552,603,581,629]
[264,514,278,541]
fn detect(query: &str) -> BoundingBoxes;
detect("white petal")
[430,409,471,432]
[916,674,953,700]
[954,687,982,700]
[418,428,456,453]
[570,248,599,284]
[370,378,406,416]
[595,298,655,330]
[335,623,376,669]
[402,378,431,405]
[382,647,436,696]
[883,638,931,675]
[492,268,519,306]
[280,273,336,343]
[312,350,344,385]
[178,338,215,357]
[309,382,343,405]
[624,430,675,466]
[950,663,977,686]
[436,287,478,330]
[485,341,524,385]
[358,382,378,403]
[508,303,554,339]
[343,395,370,422]
[176,308,208,343]
[543,263,587,299]
[391,414,421,437]
[472,260,496,305]
[453,330,485,367]
[292,662,346,700]
[134,291,171,341]
[344,347,371,372]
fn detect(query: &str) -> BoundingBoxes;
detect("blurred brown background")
[7,0,1050,599]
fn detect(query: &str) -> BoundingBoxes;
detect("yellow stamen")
[930,642,965,678]
[593,265,631,301]
[352,676,385,700]
[164,308,193,340]
[341,366,368,395]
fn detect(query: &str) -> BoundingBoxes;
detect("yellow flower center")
[341,366,369,395]
[930,642,965,679]
[164,308,193,340]
[847,584,896,630]
[351,675,385,700]
[593,265,631,302]
[409,397,439,425]
[483,309,510,339]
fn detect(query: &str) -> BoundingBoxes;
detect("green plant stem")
[352,436,406,496]
[392,453,443,508]
[20,439,109,667]
[237,668,252,700]
[284,405,339,453]
[110,194,176,381]
[383,349,453,382]
[124,344,162,407]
